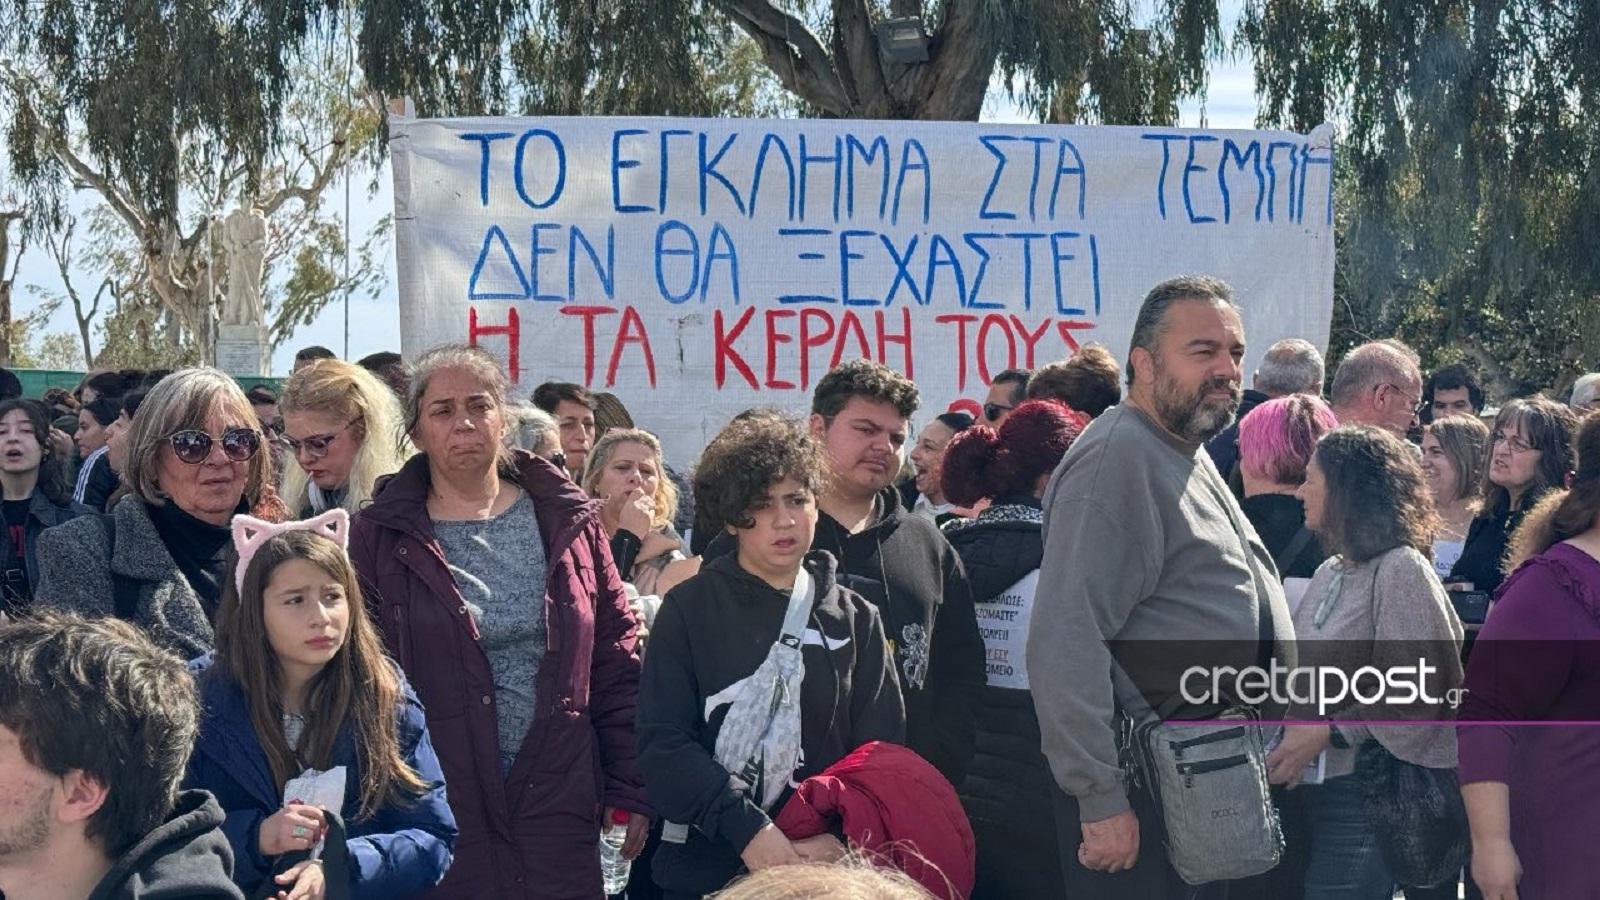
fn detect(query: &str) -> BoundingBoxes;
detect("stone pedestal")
[216,324,269,377]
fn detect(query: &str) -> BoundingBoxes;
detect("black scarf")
[147,499,242,619]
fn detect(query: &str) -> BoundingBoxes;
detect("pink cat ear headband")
[231,509,351,594]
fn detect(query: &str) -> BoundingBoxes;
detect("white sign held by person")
[391,116,1335,465]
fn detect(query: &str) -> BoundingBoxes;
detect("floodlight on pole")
[875,16,929,64]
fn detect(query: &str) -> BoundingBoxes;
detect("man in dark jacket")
[709,360,985,784]
[0,613,243,900]
[1205,337,1326,485]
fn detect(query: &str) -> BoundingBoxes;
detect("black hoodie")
[636,551,904,896]
[705,487,984,785]
[87,790,243,900]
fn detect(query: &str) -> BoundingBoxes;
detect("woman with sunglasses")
[36,368,288,659]
[1447,398,1578,595]
[278,359,412,518]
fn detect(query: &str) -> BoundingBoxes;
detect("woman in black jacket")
[1448,398,1577,594]
[636,412,905,899]
[938,399,1088,900]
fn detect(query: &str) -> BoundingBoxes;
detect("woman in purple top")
[1459,411,1600,900]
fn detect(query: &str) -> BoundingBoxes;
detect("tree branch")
[831,0,890,114]
[51,142,152,243]
[899,0,1000,120]
[713,0,854,114]
[258,137,347,216]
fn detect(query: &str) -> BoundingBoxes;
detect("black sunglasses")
[278,417,362,460]
[983,402,1013,422]
[168,427,261,465]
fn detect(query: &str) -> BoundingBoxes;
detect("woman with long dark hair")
[74,395,123,509]
[1273,425,1465,899]
[1459,412,1600,900]
[0,398,91,614]
[185,511,456,899]
[937,398,1088,900]
[1448,399,1577,593]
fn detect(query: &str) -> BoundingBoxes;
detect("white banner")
[391,116,1335,465]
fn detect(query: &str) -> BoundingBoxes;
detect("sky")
[12,35,1259,376]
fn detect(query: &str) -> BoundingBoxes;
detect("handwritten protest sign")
[391,116,1334,465]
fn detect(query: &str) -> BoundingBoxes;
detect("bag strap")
[99,515,140,622]
[1273,527,1315,575]
[777,568,814,649]
[731,568,814,798]
[1203,465,1283,672]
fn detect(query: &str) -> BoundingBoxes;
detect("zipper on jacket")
[1176,753,1249,788]
[390,604,412,670]
[1167,726,1247,759]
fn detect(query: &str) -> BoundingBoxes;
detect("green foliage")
[993,0,1222,124]
[1241,0,1600,399]
[94,300,203,370]
[33,331,83,370]
[2,8,387,361]
[349,0,1220,123]
[1,0,337,224]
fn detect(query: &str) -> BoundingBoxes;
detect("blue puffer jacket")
[183,657,457,900]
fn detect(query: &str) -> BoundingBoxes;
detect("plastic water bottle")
[599,808,631,896]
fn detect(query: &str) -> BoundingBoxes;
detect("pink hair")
[1237,394,1338,485]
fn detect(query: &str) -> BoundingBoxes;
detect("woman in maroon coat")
[349,344,650,899]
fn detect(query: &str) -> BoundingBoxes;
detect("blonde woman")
[278,359,411,517]
[1421,415,1490,579]
[582,429,695,610]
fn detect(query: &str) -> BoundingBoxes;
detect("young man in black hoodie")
[638,413,904,898]
[0,613,243,900]
[709,361,985,784]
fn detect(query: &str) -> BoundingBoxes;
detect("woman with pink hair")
[1237,394,1340,579]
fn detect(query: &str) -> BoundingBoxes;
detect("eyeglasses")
[1492,432,1536,453]
[983,402,1013,422]
[168,428,261,465]
[1383,383,1421,410]
[278,417,362,461]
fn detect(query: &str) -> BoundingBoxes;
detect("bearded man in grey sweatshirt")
[1027,275,1297,899]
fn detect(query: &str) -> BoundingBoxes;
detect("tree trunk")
[897,0,1001,120]
[0,212,17,368]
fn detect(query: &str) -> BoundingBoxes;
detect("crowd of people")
[0,282,1596,900]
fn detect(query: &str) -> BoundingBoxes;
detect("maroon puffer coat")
[349,450,649,899]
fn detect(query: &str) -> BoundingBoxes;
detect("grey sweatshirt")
[1293,546,1464,777]
[1026,403,1296,822]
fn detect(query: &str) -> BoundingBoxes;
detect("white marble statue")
[221,206,268,327]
